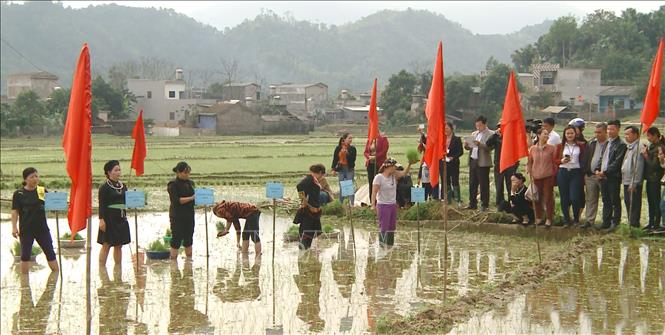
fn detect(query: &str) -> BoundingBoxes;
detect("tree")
[511,44,539,72]
[446,75,478,112]
[528,91,555,110]
[538,16,578,67]
[379,70,418,120]
[479,61,514,124]
[92,76,129,120]
[45,87,70,124]
[1,90,47,135]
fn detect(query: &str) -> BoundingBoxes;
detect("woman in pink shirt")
[527,128,558,227]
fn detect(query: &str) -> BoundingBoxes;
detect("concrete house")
[197,102,308,135]
[597,86,641,114]
[128,69,215,125]
[7,71,59,99]
[269,83,328,117]
[532,63,602,106]
[220,83,261,103]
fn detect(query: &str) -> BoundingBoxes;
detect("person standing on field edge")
[597,120,627,231]
[464,115,494,211]
[580,122,608,228]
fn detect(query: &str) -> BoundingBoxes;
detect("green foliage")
[61,232,84,240]
[446,75,478,113]
[406,148,419,165]
[147,239,169,252]
[322,201,345,217]
[617,224,648,238]
[165,228,172,236]
[216,221,225,232]
[12,241,42,256]
[399,200,442,220]
[286,225,300,237]
[322,224,334,233]
[513,5,665,107]
[92,75,128,120]
[379,70,419,120]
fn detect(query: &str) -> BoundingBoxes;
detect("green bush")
[487,212,514,223]
[61,232,84,240]
[322,224,334,233]
[322,201,344,217]
[12,241,42,256]
[399,200,442,220]
[352,207,376,220]
[165,228,172,237]
[216,221,225,232]
[147,239,169,252]
[286,225,300,237]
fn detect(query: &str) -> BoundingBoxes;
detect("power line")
[1,37,45,72]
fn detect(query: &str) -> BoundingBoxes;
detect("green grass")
[12,241,42,256]
[322,223,334,233]
[286,225,299,237]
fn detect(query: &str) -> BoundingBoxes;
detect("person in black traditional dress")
[294,164,326,250]
[168,161,196,259]
[98,160,131,266]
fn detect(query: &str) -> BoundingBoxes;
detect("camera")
[525,119,542,133]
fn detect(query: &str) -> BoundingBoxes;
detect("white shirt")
[559,142,581,169]
[547,130,562,146]
[372,173,397,205]
[421,163,430,183]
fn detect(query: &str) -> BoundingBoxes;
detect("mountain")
[0,2,551,93]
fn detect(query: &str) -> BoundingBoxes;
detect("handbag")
[525,183,539,202]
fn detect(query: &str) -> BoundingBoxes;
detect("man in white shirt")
[543,117,561,146]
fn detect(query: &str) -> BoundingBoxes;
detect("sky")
[56,1,663,34]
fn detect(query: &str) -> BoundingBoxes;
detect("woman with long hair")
[331,133,357,205]
[527,128,558,227]
[556,125,586,226]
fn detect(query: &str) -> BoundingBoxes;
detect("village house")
[597,86,642,115]
[197,102,309,135]
[128,69,216,126]
[268,82,328,118]
[531,63,602,106]
[219,83,261,104]
[7,71,59,99]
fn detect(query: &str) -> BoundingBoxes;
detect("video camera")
[525,119,542,134]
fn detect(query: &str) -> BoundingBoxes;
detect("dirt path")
[388,234,616,334]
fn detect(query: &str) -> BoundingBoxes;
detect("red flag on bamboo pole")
[424,41,446,187]
[640,37,663,131]
[62,43,92,237]
[131,110,146,176]
[499,71,529,173]
[365,78,379,151]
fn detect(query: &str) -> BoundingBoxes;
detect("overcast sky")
[56,1,663,34]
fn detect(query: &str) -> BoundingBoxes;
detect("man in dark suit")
[597,119,627,231]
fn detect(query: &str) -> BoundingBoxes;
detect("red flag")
[423,41,446,187]
[641,37,663,131]
[499,71,529,173]
[62,43,92,237]
[365,78,379,152]
[131,110,147,176]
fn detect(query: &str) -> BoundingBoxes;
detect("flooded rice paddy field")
[449,239,665,335]
[2,212,560,334]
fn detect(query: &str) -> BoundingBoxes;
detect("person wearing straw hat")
[11,167,58,273]
[97,160,131,267]
[371,157,413,247]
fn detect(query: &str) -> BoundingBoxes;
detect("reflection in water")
[12,271,58,334]
[98,266,130,335]
[449,241,665,335]
[294,252,324,332]
[0,214,580,334]
[214,254,262,302]
[168,261,212,333]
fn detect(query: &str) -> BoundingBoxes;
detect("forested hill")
[1,2,551,92]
